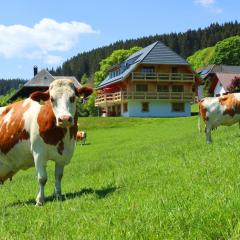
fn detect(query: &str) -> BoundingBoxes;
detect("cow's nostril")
[58,115,72,124]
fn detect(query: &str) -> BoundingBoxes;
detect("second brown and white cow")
[0,79,92,206]
[199,93,240,143]
[76,131,87,145]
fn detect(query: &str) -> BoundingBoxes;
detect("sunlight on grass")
[1,116,240,239]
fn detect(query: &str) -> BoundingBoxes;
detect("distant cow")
[76,131,87,145]
[199,93,240,143]
[0,79,92,206]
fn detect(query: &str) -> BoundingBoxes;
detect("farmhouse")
[9,67,81,101]
[198,64,240,97]
[95,41,198,117]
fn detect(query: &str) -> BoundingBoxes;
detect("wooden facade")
[95,42,197,117]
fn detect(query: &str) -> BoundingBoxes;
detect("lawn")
[1,116,240,239]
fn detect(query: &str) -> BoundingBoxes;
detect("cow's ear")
[30,91,50,102]
[75,86,93,98]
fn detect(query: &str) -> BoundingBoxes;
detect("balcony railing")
[95,91,194,106]
[132,72,195,82]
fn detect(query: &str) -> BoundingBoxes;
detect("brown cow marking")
[199,101,208,122]
[57,141,64,155]
[219,94,240,117]
[0,101,30,154]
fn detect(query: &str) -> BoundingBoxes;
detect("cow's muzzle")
[57,115,73,128]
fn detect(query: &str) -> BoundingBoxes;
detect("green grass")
[2,116,240,239]
[191,103,199,113]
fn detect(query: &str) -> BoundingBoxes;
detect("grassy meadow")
[1,115,240,239]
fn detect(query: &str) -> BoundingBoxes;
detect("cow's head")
[30,79,92,128]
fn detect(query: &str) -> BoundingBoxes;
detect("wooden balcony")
[95,91,194,106]
[132,72,195,82]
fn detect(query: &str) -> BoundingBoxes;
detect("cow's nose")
[58,115,73,124]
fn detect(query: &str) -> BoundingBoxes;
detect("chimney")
[33,66,38,76]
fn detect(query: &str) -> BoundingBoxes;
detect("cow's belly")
[0,139,34,174]
[219,114,240,126]
[208,111,240,127]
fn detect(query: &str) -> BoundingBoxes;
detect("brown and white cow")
[76,131,87,145]
[0,79,92,206]
[199,93,240,143]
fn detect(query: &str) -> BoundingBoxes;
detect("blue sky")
[0,0,239,79]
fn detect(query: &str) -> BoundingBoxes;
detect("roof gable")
[142,41,188,65]
[24,70,81,88]
[216,73,240,91]
[25,70,54,87]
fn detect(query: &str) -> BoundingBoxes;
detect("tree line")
[0,79,26,95]
[49,21,240,83]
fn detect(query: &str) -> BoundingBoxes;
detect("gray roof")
[142,41,188,65]
[198,64,240,78]
[24,69,81,88]
[97,41,188,88]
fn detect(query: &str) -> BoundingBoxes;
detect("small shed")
[9,67,81,101]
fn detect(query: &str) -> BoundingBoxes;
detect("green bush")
[187,35,240,70]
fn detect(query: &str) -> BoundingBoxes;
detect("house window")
[172,67,178,73]
[141,67,154,73]
[109,69,121,79]
[172,85,184,92]
[157,85,169,92]
[123,103,128,112]
[172,103,185,112]
[136,84,148,92]
[142,102,149,112]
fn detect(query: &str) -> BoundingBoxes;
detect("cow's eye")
[50,97,55,103]
[70,96,75,103]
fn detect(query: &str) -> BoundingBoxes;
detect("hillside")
[2,116,240,238]
[0,79,26,95]
[187,35,240,70]
[50,21,240,82]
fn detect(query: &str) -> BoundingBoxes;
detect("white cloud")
[0,18,98,64]
[195,0,223,14]
[195,0,215,7]
[212,7,223,14]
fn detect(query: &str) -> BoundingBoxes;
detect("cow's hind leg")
[34,155,47,206]
[53,163,64,199]
[205,125,212,144]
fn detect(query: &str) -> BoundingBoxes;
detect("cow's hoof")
[53,193,62,200]
[35,201,44,207]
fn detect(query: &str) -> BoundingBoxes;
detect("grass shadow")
[76,143,91,146]
[8,185,118,207]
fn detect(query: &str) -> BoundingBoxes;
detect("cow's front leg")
[34,156,47,206]
[53,163,64,199]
